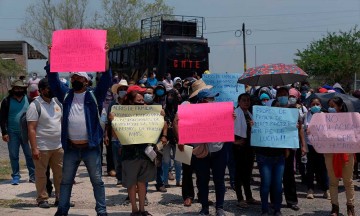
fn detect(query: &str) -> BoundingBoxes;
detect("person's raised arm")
[45,45,69,102]
[94,43,112,105]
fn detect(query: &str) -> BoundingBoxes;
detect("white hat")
[70,72,90,81]
[111,79,129,94]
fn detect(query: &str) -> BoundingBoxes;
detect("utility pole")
[242,23,247,73]
[235,23,251,74]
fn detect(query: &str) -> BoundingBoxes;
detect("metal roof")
[0,40,46,59]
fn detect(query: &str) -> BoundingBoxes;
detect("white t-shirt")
[28,78,41,92]
[26,97,62,150]
[68,92,88,141]
[162,80,174,91]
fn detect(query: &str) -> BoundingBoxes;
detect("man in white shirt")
[27,78,63,208]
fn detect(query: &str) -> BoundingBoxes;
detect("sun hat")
[197,89,219,100]
[189,79,213,98]
[111,79,129,94]
[10,79,27,90]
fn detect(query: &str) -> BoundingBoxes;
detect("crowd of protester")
[1,45,359,216]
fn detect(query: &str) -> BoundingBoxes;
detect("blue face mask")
[155,88,165,97]
[278,96,288,106]
[144,93,154,104]
[328,107,337,113]
[310,105,321,113]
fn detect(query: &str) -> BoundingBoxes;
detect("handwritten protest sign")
[50,29,107,72]
[178,102,234,144]
[202,73,245,105]
[251,105,299,148]
[111,105,164,145]
[308,113,360,153]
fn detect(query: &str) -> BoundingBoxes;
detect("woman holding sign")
[324,96,355,216]
[233,93,260,208]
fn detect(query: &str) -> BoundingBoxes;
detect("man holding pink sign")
[46,29,111,216]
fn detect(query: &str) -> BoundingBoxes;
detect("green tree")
[295,27,360,91]
[18,0,89,51]
[0,59,25,78]
[93,0,174,47]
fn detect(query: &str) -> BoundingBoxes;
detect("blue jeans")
[193,146,227,210]
[111,140,122,180]
[162,144,182,184]
[7,131,35,179]
[256,153,285,213]
[56,145,106,214]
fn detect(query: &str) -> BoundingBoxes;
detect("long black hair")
[237,93,251,108]
[328,96,348,112]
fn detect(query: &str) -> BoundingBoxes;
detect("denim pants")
[256,153,285,213]
[193,146,227,210]
[162,144,182,184]
[112,140,122,180]
[56,145,106,214]
[7,131,35,179]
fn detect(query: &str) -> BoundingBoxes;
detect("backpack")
[20,97,62,144]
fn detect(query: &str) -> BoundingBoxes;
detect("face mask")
[261,101,267,106]
[118,91,126,98]
[71,80,84,91]
[310,105,321,113]
[155,88,165,97]
[142,78,147,83]
[288,97,297,105]
[144,93,154,104]
[278,96,288,106]
[328,107,337,113]
[13,90,24,97]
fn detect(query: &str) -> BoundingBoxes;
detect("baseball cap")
[70,72,90,80]
[127,85,146,94]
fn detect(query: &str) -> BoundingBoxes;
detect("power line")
[205,9,359,19]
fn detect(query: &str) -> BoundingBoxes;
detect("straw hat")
[111,79,128,94]
[10,79,27,90]
[189,79,213,98]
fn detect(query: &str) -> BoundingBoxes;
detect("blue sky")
[1,0,359,75]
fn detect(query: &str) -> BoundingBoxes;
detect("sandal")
[237,200,249,208]
[184,198,192,207]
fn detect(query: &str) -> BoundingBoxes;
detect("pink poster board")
[178,102,234,144]
[308,113,360,153]
[50,29,107,72]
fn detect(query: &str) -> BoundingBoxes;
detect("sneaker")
[198,208,209,215]
[140,211,152,216]
[323,190,330,200]
[54,211,68,216]
[11,177,20,185]
[97,213,108,216]
[216,208,226,216]
[38,200,50,208]
[29,177,36,183]
[307,189,314,199]
[156,186,167,192]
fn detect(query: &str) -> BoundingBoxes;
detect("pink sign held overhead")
[308,113,360,153]
[50,29,107,72]
[178,102,234,144]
